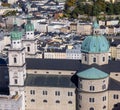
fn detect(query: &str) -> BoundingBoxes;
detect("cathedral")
[0,19,120,110]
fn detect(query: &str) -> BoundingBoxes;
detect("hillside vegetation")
[64,0,120,19]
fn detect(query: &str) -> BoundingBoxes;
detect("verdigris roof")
[81,35,109,53]
[11,25,23,40]
[25,20,34,31]
[77,67,109,79]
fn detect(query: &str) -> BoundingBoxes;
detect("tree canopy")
[64,0,120,19]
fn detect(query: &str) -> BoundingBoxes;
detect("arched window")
[14,57,17,63]
[14,79,18,84]
[90,107,94,110]
[103,57,105,62]
[103,105,106,109]
[31,99,35,102]
[27,47,30,52]
[56,100,60,103]
[43,100,47,103]
[68,101,72,104]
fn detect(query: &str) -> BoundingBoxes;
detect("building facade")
[1,20,120,110]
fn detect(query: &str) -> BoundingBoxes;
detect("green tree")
[114,3,120,15]
[106,2,114,15]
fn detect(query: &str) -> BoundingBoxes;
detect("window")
[27,47,30,52]
[103,96,106,101]
[31,99,35,102]
[56,100,60,103]
[80,79,82,82]
[103,105,106,109]
[93,58,96,62]
[113,94,119,99]
[55,91,60,96]
[85,55,87,61]
[58,72,61,74]
[15,91,18,95]
[68,101,72,104]
[14,79,17,84]
[43,100,47,103]
[103,57,105,62]
[68,92,73,96]
[102,84,106,90]
[89,98,94,102]
[30,90,35,95]
[79,105,81,108]
[43,91,47,95]
[114,104,118,107]
[90,86,95,91]
[90,107,94,110]
[14,58,17,63]
[71,72,74,75]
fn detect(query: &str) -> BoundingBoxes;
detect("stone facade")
[25,87,76,110]
[82,53,109,65]
[27,69,76,75]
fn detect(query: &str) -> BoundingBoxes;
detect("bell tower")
[8,23,26,109]
[22,16,37,57]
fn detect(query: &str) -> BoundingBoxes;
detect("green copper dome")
[77,67,109,79]
[81,35,109,53]
[25,20,34,31]
[11,25,22,40]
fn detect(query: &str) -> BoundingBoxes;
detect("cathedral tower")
[22,17,37,57]
[8,24,26,110]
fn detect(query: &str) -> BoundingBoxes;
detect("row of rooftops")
[38,32,83,53]
[0,56,120,90]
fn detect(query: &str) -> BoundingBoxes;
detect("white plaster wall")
[78,77,109,92]
[25,86,76,110]
[77,91,108,110]
[27,69,76,75]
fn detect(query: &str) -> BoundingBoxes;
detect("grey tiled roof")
[109,78,120,90]
[26,58,120,74]
[26,58,81,71]
[25,74,76,88]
